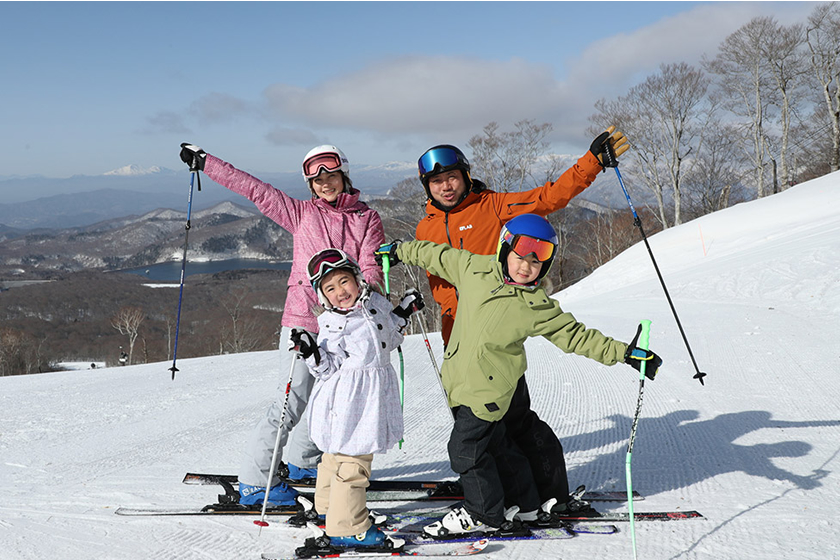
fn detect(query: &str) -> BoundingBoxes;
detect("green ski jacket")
[397,240,629,422]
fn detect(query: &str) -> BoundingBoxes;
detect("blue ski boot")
[297,524,404,557]
[328,526,388,548]
[287,463,318,483]
[239,481,299,507]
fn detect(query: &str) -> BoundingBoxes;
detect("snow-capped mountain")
[103,164,165,176]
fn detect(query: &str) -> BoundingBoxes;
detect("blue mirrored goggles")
[418,147,465,177]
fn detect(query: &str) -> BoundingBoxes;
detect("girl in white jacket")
[291,248,422,551]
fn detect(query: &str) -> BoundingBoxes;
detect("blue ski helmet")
[497,214,559,285]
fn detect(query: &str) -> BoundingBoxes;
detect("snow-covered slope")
[2,173,839,559]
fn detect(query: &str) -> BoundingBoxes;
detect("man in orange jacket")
[413,126,629,514]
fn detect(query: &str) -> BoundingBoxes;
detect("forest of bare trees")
[1,269,288,375]
[590,5,840,228]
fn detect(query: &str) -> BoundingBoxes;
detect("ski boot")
[552,485,597,516]
[522,485,598,527]
[287,495,323,527]
[295,523,404,557]
[423,507,496,539]
[287,463,318,483]
[424,506,530,539]
[238,481,298,507]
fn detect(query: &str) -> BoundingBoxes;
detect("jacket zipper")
[505,201,536,214]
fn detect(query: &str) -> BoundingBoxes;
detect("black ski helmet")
[417,144,473,198]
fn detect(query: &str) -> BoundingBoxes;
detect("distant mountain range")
[0,156,631,232]
[0,160,622,280]
[0,162,418,230]
[0,200,288,278]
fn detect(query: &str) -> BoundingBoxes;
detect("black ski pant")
[447,404,541,527]
[503,375,570,505]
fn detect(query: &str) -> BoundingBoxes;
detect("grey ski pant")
[238,326,323,488]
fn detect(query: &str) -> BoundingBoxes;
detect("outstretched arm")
[535,304,628,366]
[394,240,472,289]
[202,154,305,232]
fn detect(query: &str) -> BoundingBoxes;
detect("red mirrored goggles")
[303,152,344,180]
[504,232,556,262]
[307,249,350,284]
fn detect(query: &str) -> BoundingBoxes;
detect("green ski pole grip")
[382,255,391,295]
[638,319,651,380]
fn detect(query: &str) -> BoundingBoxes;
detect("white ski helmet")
[302,145,350,183]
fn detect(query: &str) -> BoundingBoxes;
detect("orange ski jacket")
[415,151,603,345]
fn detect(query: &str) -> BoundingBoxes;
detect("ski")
[182,472,642,502]
[114,503,299,516]
[115,499,449,518]
[555,510,703,522]
[400,525,586,544]
[285,506,618,537]
[390,509,703,530]
[261,538,488,559]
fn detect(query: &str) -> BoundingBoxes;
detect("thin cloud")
[264,126,322,146]
[263,56,559,135]
[570,2,812,87]
[161,2,819,154]
[189,92,253,122]
[141,111,191,135]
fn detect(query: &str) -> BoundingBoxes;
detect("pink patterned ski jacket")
[203,154,385,333]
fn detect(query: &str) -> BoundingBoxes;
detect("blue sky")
[0,1,819,180]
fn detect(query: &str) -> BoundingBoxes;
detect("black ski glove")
[180,143,207,172]
[374,240,402,268]
[289,328,320,365]
[393,288,425,320]
[623,324,662,380]
[589,126,629,169]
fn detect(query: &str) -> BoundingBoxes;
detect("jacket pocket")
[475,352,516,392]
[505,201,536,216]
[443,340,459,361]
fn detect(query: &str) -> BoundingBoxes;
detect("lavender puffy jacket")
[204,154,385,332]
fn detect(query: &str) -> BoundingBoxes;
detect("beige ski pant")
[315,452,373,537]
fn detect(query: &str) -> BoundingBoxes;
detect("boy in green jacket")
[375,214,661,538]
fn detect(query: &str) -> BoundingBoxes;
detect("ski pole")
[381,254,406,449]
[382,252,391,296]
[404,265,454,423]
[168,170,198,380]
[613,166,708,385]
[255,346,301,531]
[626,319,651,560]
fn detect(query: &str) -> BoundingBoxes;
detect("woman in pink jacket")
[179,143,385,507]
